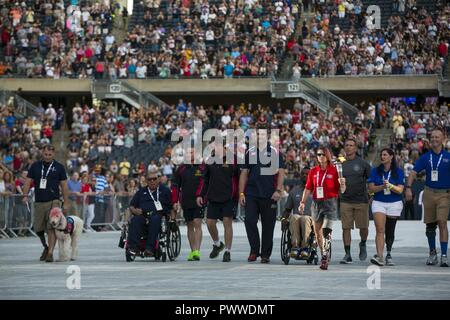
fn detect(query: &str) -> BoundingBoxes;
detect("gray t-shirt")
[284,185,312,216]
[340,156,371,203]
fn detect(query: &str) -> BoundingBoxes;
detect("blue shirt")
[368,167,404,203]
[413,150,450,189]
[5,116,16,128]
[129,185,172,215]
[224,64,234,76]
[244,145,285,199]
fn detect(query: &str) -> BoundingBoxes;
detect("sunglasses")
[317,153,325,157]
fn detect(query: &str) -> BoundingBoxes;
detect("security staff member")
[239,128,285,264]
[172,148,206,261]
[405,128,449,267]
[127,172,174,257]
[197,143,239,262]
[339,138,372,264]
[281,167,314,258]
[22,144,69,263]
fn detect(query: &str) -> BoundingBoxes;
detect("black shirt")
[27,160,67,202]
[200,162,239,203]
[130,185,172,215]
[340,157,371,203]
[172,164,206,209]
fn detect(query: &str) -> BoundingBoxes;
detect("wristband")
[239,192,245,197]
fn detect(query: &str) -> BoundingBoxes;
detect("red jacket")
[305,164,340,200]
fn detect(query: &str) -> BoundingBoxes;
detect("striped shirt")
[95,175,108,202]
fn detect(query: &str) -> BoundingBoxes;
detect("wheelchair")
[118,214,181,262]
[280,221,320,265]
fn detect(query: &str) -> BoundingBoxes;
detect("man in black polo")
[22,144,69,262]
[339,138,372,264]
[172,148,206,261]
[239,127,285,263]
[197,143,239,262]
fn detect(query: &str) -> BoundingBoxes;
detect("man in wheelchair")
[127,172,174,257]
[281,167,314,259]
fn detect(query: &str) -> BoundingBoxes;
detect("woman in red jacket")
[299,147,344,270]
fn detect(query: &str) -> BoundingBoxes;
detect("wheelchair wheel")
[280,227,291,265]
[168,225,181,261]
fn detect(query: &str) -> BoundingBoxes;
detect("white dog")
[49,208,84,262]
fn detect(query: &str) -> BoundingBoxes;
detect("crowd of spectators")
[289,0,449,78]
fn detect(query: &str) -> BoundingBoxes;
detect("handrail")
[0,90,38,117]
[299,79,359,117]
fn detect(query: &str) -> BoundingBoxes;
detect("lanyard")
[429,152,443,171]
[383,170,391,182]
[41,161,54,179]
[147,186,159,202]
[316,168,328,187]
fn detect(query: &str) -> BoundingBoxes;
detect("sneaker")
[248,253,258,262]
[370,255,384,266]
[385,254,395,266]
[440,255,448,267]
[320,255,328,270]
[260,257,270,264]
[128,247,139,256]
[340,253,353,264]
[223,251,231,262]
[209,242,225,259]
[426,250,438,266]
[359,242,367,261]
[45,253,54,263]
[192,250,201,261]
[290,247,300,258]
[300,248,310,258]
[144,249,154,257]
[187,251,195,261]
[40,247,49,261]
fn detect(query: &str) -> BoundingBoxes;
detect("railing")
[0,193,36,238]
[91,80,171,110]
[299,79,359,118]
[0,90,38,117]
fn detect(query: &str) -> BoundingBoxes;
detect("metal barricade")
[91,193,119,231]
[6,194,36,237]
[0,194,10,238]
[114,194,133,230]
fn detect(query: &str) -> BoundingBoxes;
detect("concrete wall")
[0,75,439,95]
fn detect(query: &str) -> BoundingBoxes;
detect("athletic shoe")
[320,255,328,270]
[300,248,310,258]
[260,257,270,264]
[340,253,353,264]
[223,251,231,262]
[385,254,395,266]
[426,250,438,266]
[290,247,300,258]
[187,251,195,261]
[192,250,201,261]
[359,242,367,261]
[370,255,384,266]
[128,248,138,256]
[40,247,49,261]
[440,255,448,267]
[209,242,224,259]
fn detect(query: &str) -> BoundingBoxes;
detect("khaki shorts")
[422,189,450,224]
[340,202,369,229]
[34,200,62,233]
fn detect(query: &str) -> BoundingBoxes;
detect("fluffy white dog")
[49,208,84,262]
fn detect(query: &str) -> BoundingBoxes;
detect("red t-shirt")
[305,164,340,200]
